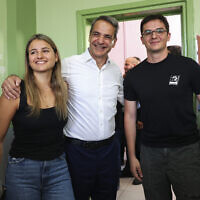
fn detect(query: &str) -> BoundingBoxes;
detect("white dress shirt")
[61,49,124,141]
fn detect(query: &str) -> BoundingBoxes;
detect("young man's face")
[89,20,117,61]
[141,19,170,54]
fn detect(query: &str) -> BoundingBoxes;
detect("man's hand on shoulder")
[1,75,22,99]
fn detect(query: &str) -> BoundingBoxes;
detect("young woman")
[0,34,74,200]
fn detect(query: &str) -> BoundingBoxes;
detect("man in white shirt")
[62,16,123,200]
[2,16,123,200]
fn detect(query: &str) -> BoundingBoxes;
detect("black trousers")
[141,142,200,200]
[65,136,120,200]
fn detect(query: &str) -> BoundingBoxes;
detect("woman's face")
[28,39,58,73]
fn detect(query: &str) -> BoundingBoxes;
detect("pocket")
[8,156,25,164]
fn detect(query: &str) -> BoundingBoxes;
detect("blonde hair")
[24,34,67,119]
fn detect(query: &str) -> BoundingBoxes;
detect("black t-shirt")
[115,101,124,131]
[124,54,200,147]
[10,81,67,160]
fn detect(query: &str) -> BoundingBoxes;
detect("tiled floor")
[117,177,145,200]
[117,177,176,200]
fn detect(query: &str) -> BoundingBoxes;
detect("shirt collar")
[82,48,111,65]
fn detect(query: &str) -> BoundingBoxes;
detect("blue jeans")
[140,142,200,200]
[5,153,75,200]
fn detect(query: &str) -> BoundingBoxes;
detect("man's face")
[89,20,116,61]
[140,19,170,54]
[124,57,140,73]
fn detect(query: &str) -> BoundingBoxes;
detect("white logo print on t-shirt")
[169,75,180,85]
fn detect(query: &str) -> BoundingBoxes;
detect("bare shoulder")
[0,94,19,115]
[0,94,19,141]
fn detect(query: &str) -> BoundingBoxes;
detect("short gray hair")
[90,15,119,39]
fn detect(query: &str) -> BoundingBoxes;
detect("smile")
[35,60,47,64]
[93,43,107,49]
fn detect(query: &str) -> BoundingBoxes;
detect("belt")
[65,134,115,149]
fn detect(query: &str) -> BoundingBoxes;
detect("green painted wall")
[0,0,36,95]
[194,0,200,57]
[0,0,7,92]
[7,0,36,77]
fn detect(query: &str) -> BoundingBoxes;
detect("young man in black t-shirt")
[124,14,200,200]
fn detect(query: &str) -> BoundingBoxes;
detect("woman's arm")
[0,95,19,163]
